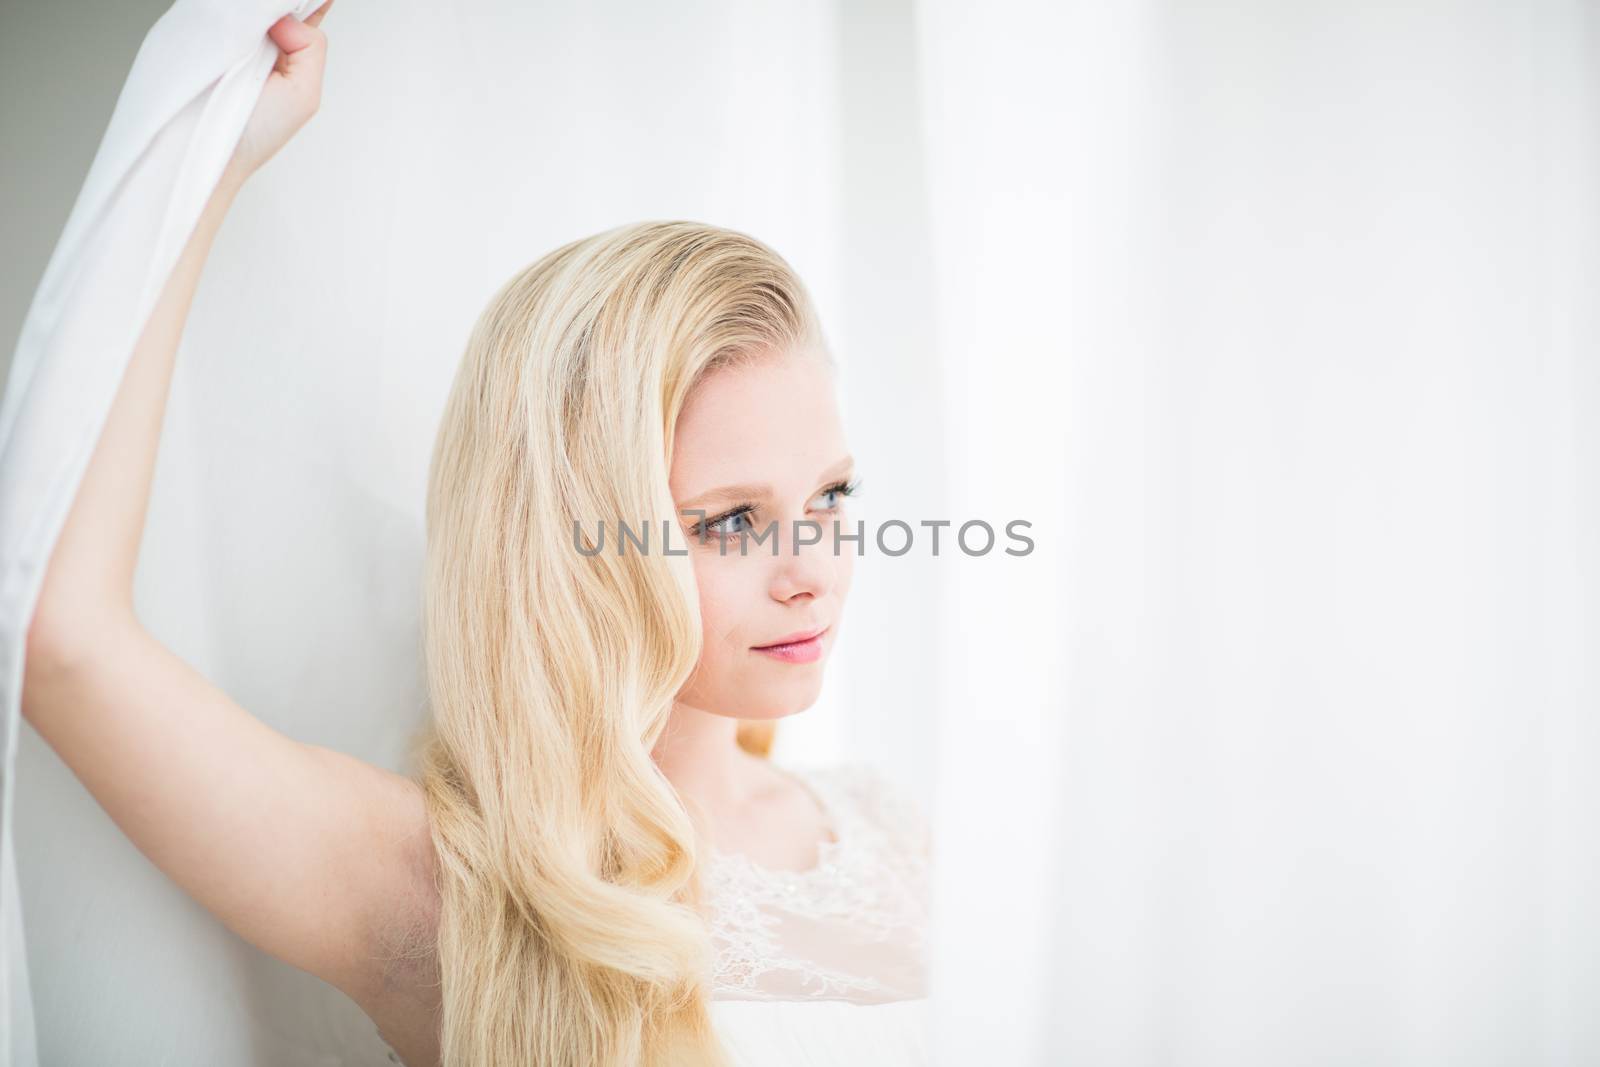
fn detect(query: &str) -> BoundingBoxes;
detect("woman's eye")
[692,481,858,542]
[811,480,858,512]
[702,508,756,538]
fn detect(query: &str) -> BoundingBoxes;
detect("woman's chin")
[735,677,826,720]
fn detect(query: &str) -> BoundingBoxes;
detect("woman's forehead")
[671,357,846,494]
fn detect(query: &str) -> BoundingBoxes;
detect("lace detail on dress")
[704,761,931,1004]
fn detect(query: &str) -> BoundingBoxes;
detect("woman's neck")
[651,701,774,821]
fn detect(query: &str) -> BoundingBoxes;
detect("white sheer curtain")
[917,1,1599,1064]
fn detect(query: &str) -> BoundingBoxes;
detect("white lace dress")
[705,760,932,1066]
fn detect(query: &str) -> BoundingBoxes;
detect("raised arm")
[20,2,439,1018]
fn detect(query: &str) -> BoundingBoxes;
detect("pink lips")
[752,625,830,664]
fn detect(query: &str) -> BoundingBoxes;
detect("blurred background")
[2,0,1596,1064]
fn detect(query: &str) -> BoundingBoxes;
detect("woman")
[20,6,931,1066]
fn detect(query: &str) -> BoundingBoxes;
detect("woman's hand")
[222,1,334,188]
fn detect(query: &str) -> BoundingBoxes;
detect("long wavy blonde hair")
[410,220,822,1065]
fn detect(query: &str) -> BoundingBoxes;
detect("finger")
[267,14,328,83]
[267,14,314,54]
[304,0,334,28]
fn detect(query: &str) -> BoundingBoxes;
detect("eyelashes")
[692,478,862,540]
[818,477,862,509]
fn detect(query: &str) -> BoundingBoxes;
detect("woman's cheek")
[693,552,747,651]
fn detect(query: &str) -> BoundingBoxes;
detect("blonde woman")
[20,6,931,1066]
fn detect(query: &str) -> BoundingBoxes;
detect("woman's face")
[668,351,855,719]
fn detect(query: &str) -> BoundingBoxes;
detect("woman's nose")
[768,519,837,602]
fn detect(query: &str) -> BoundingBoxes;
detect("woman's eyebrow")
[678,455,853,510]
[679,482,770,509]
[820,454,854,480]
